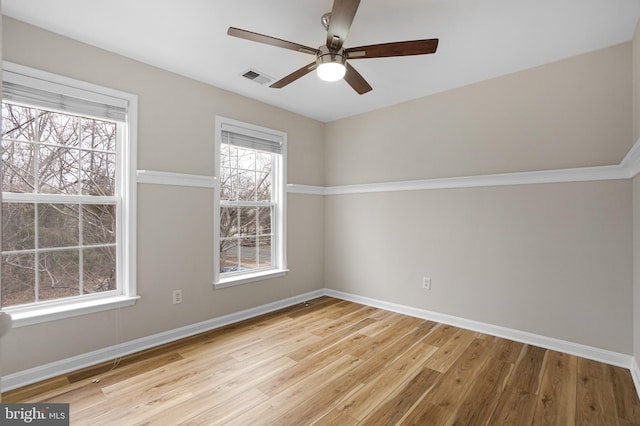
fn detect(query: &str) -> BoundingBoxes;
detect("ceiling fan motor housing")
[317,45,346,66]
[316,45,347,81]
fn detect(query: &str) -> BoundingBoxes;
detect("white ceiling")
[3,0,640,122]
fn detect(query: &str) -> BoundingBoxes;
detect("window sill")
[214,269,289,289]
[3,295,140,328]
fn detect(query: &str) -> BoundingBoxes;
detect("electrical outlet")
[422,277,431,290]
[172,289,182,304]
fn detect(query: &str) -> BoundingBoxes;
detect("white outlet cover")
[422,277,431,290]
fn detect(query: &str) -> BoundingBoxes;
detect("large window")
[1,62,137,325]
[214,117,286,287]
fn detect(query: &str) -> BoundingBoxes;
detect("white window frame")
[214,116,287,288]
[0,62,139,327]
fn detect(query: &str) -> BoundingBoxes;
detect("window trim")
[1,62,138,327]
[213,116,287,288]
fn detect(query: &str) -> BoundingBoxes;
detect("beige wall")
[326,43,632,186]
[324,44,635,353]
[633,20,640,364]
[0,17,325,374]
[325,181,632,352]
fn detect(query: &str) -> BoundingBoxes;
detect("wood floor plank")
[532,350,578,425]
[489,337,525,364]
[423,327,477,373]
[610,363,640,424]
[576,374,620,426]
[257,340,356,396]
[287,317,376,362]
[359,367,441,425]
[311,305,377,337]
[313,407,360,426]
[223,354,362,426]
[402,337,494,424]
[182,388,269,426]
[449,359,513,424]
[345,321,438,385]
[338,339,439,421]
[269,374,363,425]
[4,297,640,425]
[78,388,194,426]
[488,344,546,424]
[1,376,70,403]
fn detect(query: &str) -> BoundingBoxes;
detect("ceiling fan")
[227,0,439,94]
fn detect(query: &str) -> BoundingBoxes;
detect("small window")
[0,62,138,325]
[214,117,287,287]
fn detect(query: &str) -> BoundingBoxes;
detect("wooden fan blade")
[228,27,319,55]
[270,62,317,89]
[343,62,372,95]
[326,0,361,50]
[346,39,439,59]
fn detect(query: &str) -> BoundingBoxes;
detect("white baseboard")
[3,287,638,398]
[325,289,634,370]
[1,289,324,392]
[631,358,640,400]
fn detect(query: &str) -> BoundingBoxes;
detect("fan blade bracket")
[298,47,320,55]
[329,36,341,50]
[346,50,366,58]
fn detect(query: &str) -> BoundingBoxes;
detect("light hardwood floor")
[3,296,640,425]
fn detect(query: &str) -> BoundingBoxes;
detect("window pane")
[220,240,240,272]
[258,236,272,268]
[80,118,116,152]
[236,147,255,172]
[1,141,36,193]
[1,253,35,306]
[38,145,80,194]
[239,243,258,269]
[2,104,39,142]
[237,169,256,201]
[257,206,272,236]
[83,204,116,245]
[226,144,239,170]
[38,249,80,301]
[220,166,236,201]
[220,143,231,168]
[83,246,116,293]
[39,111,79,147]
[81,150,116,196]
[256,172,271,201]
[238,207,257,236]
[2,203,36,251]
[38,204,80,249]
[220,207,239,239]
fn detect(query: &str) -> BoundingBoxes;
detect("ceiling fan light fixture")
[316,46,346,82]
[317,62,346,81]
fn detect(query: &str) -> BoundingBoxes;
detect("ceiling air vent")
[241,69,272,86]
